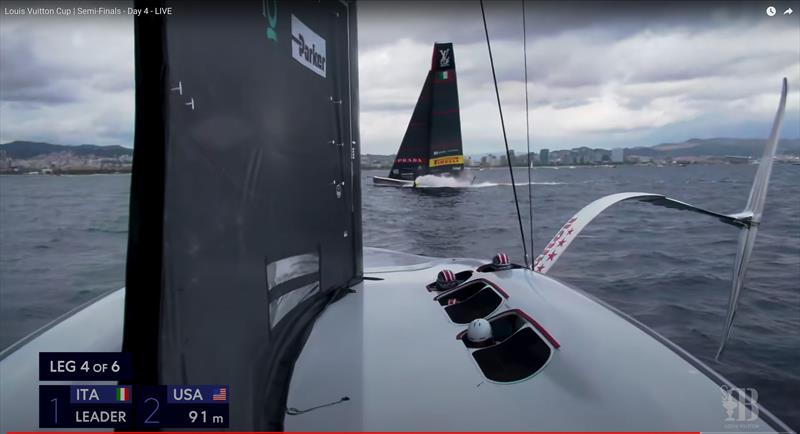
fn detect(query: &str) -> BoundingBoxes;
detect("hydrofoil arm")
[534,78,787,360]
[532,192,749,275]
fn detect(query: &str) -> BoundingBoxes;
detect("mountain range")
[625,138,800,158]
[2,138,799,161]
[0,141,132,159]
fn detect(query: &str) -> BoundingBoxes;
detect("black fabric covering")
[124,0,361,429]
[489,314,525,341]
[443,288,502,324]
[472,328,552,382]
[476,263,526,273]
[454,270,473,281]
[436,280,483,306]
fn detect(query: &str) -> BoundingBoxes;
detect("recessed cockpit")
[457,309,558,383]
[434,279,508,324]
[461,310,527,348]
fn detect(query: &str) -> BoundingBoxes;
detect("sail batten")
[387,42,464,180]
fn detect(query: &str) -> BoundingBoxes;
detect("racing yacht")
[373,42,467,187]
[0,0,793,432]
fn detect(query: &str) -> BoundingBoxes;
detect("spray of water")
[410,174,563,189]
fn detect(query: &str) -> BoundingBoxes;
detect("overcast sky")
[1,1,798,153]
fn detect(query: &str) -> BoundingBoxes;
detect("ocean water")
[364,164,800,429]
[1,165,798,428]
[0,174,130,348]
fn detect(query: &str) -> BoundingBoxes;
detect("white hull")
[0,249,791,432]
[372,176,414,187]
[286,249,789,432]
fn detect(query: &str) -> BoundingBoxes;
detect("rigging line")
[522,0,534,269]
[286,396,350,415]
[480,0,529,267]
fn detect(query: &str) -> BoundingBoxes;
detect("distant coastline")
[1,168,132,175]
[3,138,799,174]
[0,141,132,175]
[362,137,800,170]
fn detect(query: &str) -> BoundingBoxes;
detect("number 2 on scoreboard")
[144,397,160,424]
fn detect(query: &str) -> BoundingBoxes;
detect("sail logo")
[291,15,327,78]
[432,148,460,156]
[396,157,426,164]
[439,48,451,68]
[429,155,464,168]
[263,0,277,42]
[721,385,760,424]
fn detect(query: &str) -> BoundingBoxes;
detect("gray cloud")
[357,0,800,152]
[0,28,82,103]
[0,5,134,146]
[0,0,797,152]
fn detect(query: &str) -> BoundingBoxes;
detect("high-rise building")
[539,148,550,165]
[611,148,624,163]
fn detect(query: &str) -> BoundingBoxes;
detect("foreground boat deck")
[0,249,790,432]
[286,248,786,432]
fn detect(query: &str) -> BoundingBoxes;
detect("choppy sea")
[1,164,798,428]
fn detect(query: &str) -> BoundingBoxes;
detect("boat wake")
[410,174,564,189]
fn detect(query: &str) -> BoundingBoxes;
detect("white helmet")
[466,318,493,343]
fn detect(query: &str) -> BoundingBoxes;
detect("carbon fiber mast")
[124,0,361,430]
[374,43,464,186]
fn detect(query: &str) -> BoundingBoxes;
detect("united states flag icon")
[212,387,227,401]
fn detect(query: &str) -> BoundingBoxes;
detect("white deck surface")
[0,249,789,432]
[286,249,783,432]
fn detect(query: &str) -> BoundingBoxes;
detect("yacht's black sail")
[376,42,464,185]
[387,74,433,181]
[124,0,361,430]
[427,42,464,175]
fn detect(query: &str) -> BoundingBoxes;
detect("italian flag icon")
[116,386,130,402]
[438,71,449,80]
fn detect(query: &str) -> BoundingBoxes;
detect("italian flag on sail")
[437,70,449,80]
[116,386,130,402]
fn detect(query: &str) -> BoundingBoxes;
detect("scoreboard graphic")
[38,352,229,428]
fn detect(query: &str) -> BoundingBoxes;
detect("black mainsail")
[375,42,464,185]
[124,0,361,430]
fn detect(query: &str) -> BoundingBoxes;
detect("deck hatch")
[435,279,506,324]
[458,309,557,382]
[472,327,551,382]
